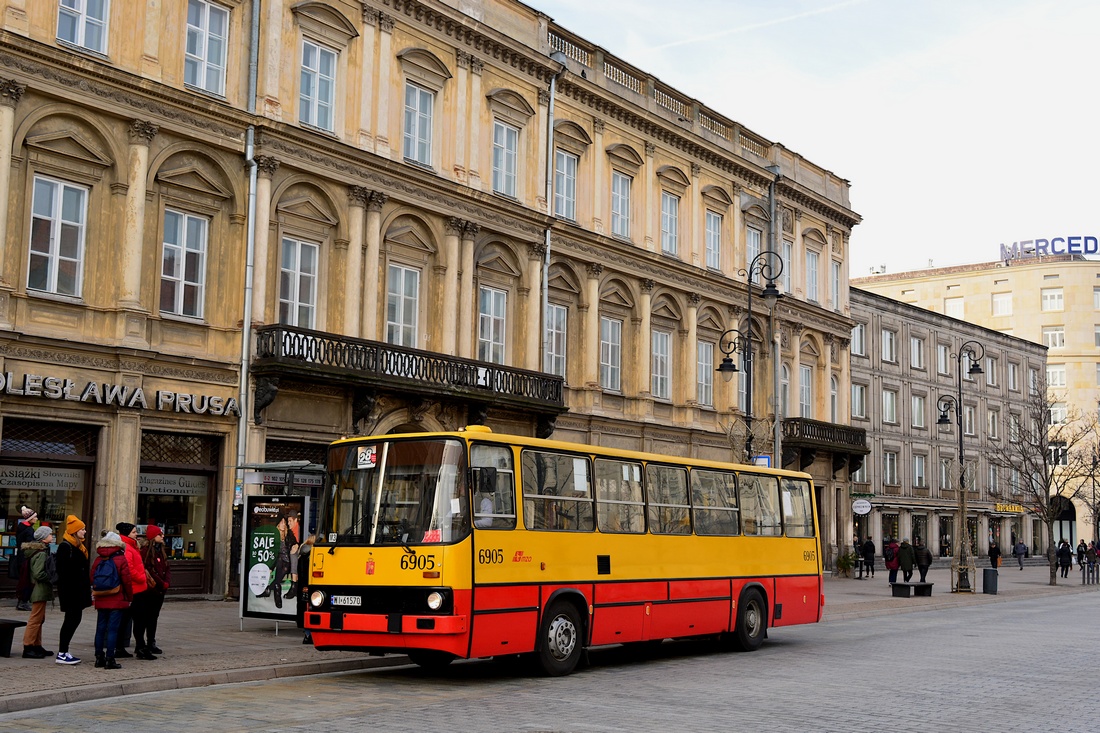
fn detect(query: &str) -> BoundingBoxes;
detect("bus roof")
[330,427,814,481]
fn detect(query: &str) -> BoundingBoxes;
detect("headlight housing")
[426,591,444,610]
[310,590,326,608]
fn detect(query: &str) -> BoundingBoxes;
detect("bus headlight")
[426,591,444,610]
[310,590,326,608]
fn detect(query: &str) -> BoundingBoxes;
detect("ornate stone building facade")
[0,0,865,593]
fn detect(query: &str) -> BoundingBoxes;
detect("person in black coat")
[55,514,92,665]
[296,535,315,644]
[861,537,876,579]
[13,506,38,611]
[988,542,1002,569]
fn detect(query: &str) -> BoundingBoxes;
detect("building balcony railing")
[251,325,566,416]
[781,417,869,473]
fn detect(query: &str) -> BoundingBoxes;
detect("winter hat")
[20,505,36,521]
[66,515,85,535]
[33,526,53,541]
[115,522,136,536]
[145,524,163,540]
[104,531,121,543]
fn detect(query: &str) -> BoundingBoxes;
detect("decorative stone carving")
[586,262,603,278]
[644,142,655,156]
[536,415,557,439]
[0,78,25,108]
[456,50,471,69]
[592,118,605,134]
[462,221,480,238]
[253,377,280,424]
[348,185,370,206]
[538,88,550,106]
[378,12,395,32]
[641,278,655,293]
[689,293,701,306]
[527,242,546,259]
[255,155,280,178]
[367,191,387,211]
[128,119,159,144]
[445,217,465,235]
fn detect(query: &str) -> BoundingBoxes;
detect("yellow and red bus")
[303,426,822,675]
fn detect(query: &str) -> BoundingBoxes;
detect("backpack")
[43,551,59,586]
[92,551,124,596]
[884,545,896,563]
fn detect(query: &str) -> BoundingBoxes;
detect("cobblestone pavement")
[0,563,1093,729]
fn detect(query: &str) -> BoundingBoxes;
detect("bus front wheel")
[733,588,767,652]
[537,601,583,676]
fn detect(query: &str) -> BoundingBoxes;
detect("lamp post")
[937,339,986,593]
[717,250,783,463]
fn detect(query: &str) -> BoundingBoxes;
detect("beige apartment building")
[849,288,1048,559]
[0,0,866,595]
[856,254,1098,544]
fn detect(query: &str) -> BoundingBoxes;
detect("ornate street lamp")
[717,250,783,463]
[937,339,985,593]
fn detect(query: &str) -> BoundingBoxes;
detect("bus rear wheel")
[407,649,455,670]
[537,601,583,676]
[732,588,767,652]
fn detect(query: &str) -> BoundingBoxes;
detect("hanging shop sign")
[0,371,239,417]
[138,473,210,496]
[0,466,84,492]
[852,499,872,515]
[994,503,1025,514]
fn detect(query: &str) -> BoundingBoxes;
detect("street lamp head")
[937,410,952,426]
[717,357,739,382]
[761,280,781,307]
[968,360,984,377]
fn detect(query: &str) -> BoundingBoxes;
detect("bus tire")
[407,649,455,670]
[537,601,583,676]
[732,588,767,652]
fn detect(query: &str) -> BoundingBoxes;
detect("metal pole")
[744,267,754,461]
[956,347,969,591]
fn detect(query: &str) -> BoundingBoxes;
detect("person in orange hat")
[54,515,91,664]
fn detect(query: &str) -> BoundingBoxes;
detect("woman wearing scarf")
[54,515,92,665]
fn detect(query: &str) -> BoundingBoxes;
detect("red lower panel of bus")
[307,575,820,659]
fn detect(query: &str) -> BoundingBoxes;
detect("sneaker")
[55,652,81,665]
[21,647,45,659]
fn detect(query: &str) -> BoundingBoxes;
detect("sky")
[533,0,1100,277]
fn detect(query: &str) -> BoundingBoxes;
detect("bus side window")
[691,469,739,536]
[521,450,594,532]
[645,465,690,535]
[595,459,644,534]
[471,445,516,530]
[781,477,815,537]
[740,474,782,537]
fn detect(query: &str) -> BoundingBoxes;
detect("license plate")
[331,595,362,607]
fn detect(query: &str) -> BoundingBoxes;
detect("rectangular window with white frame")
[805,250,819,302]
[988,465,998,494]
[705,211,722,270]
[1008,362,1019,390]
[28,176,88,297]
[831,260,841,309]
[910,336,925,370]
[697,341,714,408]
[937,343,950,374]
[799,364,813,417]
[660,192,679,255]
[385,264,419,347]
[944,296,964,318]
[1047,364,1066,387]
[611,171,631,239]
[1095,287,1100,310]
[299,39,336,132]
[851,462,867,483]
[913,454,927,488]
[478,285,507,364]
[851,323,866,356]
[940,458,951,489]
[651,329,671,400]
[746,227,761,265]
[1029,368,1039,395]
[988,409,999,439]
[1041,287,1064,311]
[185,0,229,96]
[781,240,792,293]
[964,405,976,435]
[403,81,433,165]
[160,209,207,319]
[911,394,925,428]
[1049,402,1067,425]
[1042,326,1065,348]
[984,356,997,386]
[883,389,897,423]
[278,236,318,328]
[851,383,866,418]
[491,121,519,198]
[991,292,1012,316]
[883,451,898,485]
[554,149,577,220]
[544,302,567,377]
[600,316,622,391]
[882,329,897,362]
[58,0,109,54]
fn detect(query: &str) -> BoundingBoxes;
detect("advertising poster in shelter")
[241,495,308,621]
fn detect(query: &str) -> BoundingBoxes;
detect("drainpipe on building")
[766,165,781,469]
[540,51,569,373]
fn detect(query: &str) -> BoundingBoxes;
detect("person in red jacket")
[133,524,171,658]
[90,531,134,669]
[884,536,902,584]
[112,522,148,659]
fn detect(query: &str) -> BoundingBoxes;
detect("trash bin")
[983,567,998,595]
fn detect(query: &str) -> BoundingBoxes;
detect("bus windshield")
[322,438,469,546]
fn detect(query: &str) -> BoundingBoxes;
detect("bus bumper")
[306,611,468,635]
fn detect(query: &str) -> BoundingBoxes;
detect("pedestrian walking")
[54,514,91,665]
[19,525,55,659]
[861,537,876,579]
[133,524,170,658]
[1057,539,1073,578]
[1076,539,1086,567]
[296,534,315,644]
[112,522,148,658]
[91,531,134,669]
[898,538,916,582]
[988,542,1001,570]
[884,536,901,584]
[1014,539,1027,570]
[12,506,38,611]
[914,538,933,583]
[1086,542,1098,578]
[853,535,865,579]
[286,510,302,600]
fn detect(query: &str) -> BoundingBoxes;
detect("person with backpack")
[20,525,56,659]
[884,536,901,584]
[90,531,134,669]
[11,506,38,611]
[54,514,91,665]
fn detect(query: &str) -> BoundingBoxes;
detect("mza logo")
[365,559,375,575]
[512,550,532,563]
